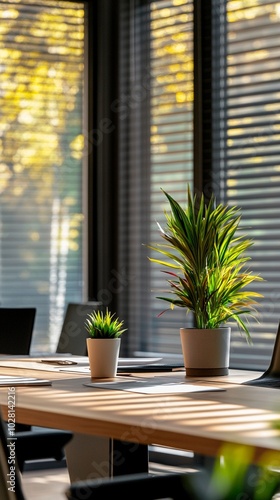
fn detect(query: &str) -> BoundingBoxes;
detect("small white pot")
[180,327,231,377]
[86,337,121,378]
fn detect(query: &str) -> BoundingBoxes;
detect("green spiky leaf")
[85,308,127,339]
[146,186,263,342]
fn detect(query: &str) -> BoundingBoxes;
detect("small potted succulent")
[85,308,127,378]
[147,186,263,376]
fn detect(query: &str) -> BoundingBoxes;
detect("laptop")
[243,322,280,388]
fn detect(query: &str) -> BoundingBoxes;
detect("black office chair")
[14,428,73,473]
[56,302,103,355]
[243,321,280,388]
[66,471,204,500]
[16,303,103,472]
[65,465,280,500]
[0,307,36,434]
[0,307,36,355]
[0,306,73,472]
[66,433,280,500]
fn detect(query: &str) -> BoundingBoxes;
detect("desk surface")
[0,359,279,463]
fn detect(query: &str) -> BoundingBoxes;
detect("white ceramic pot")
[180,327,231,377]
[86,337,121,378]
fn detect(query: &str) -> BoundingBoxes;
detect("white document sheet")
[84,379,225,394]
[0,375,51,386]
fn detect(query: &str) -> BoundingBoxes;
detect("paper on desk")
[58,357,162,373]
[0,375,51,386]
[0,357,162,374]
[84,379,225,394]
[59,366,90,373]
[0,357,89,372]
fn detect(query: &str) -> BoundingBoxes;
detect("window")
[213,0,280,369]
[0,0,85,351]
[114,0,279,370]
[117,0,194,360]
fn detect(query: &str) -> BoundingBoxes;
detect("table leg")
[65,434,111,483]
[65,434,149,482]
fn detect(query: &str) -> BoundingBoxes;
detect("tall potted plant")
[147,187,263,376]
[85,308,127,378]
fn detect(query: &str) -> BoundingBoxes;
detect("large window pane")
[0,0,85,352]
[118,0,193,359]
[213,0,280,369]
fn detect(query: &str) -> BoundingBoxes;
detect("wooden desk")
[0,362,279,478]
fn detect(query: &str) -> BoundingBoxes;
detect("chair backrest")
[0,408,26,500]
[56,302,103,355]
[65,471,205,500]
[0,308,36,355]
[65,465,280,500]
[265,321,280,376]
[243,322,280,387]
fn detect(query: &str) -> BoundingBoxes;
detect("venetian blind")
[0,0,85,351]
[118,0,194,359]
[213,0,280,369]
